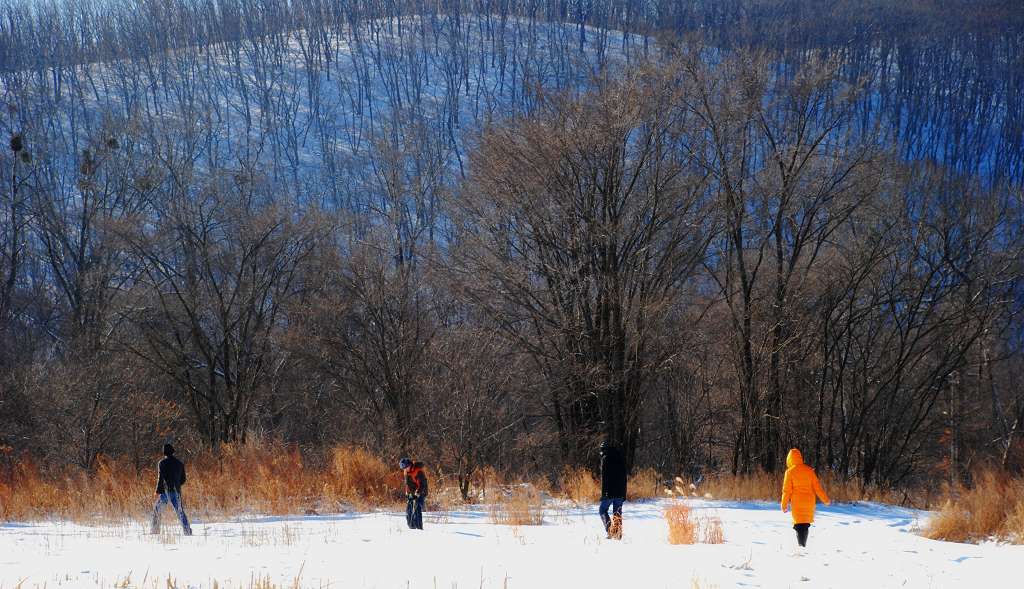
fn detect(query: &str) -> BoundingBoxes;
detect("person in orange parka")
[399,458,428,530]
[780,448,830,548]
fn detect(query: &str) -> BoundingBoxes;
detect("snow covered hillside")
[1,500,1018,589]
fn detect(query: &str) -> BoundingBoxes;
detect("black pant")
[794,523,810,547]
[406,494,425,529]
[599,498,624,532]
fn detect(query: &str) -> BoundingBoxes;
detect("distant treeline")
[1,0,1020,184]
[0,1,1021,494]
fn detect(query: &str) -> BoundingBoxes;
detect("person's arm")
[156,461,165,495]
[781,469,793,512]
[599,454,608,491]
[417,471,428,497]
[813,472,830,505]
[180,462,186,487]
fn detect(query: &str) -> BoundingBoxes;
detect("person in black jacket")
[151,444,192,536]
[599,441,627,539]
[399,457,428,530]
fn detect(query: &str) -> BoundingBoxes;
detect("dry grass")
[489,485,545,526]
[0,441,401,522]
[684,471,895,505]
[925,469,1024,544]
[115,573,317,589]
[627,468,661,500]
[664,501,698,544]
[700,514,725,544]
[664,501,728,545]
[559,466,601,504]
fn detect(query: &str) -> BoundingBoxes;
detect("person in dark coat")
[151,444,192,535]
[599,441,627,539]
[400,457,428,530]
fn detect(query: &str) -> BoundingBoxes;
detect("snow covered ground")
[1,499,1019,589]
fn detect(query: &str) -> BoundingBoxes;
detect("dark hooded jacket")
[600,446,627,500]
[404,461,429,497]
[156,455,187,494]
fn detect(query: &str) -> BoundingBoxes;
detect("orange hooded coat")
[780,449,830,524]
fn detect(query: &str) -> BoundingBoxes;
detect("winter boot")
[609,514,623,540]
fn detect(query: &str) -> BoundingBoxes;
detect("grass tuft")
[489,485,545,526]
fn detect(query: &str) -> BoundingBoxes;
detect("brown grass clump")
[925,469,1024,543]
[665,501,698,544]
[700,515,725,544]
[489,485,545,526]
[627,468,661,501]
[325,445,396,508]
[664,501,727,545]
[559,466,601,504]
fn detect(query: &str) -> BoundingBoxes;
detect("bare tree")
[451,68,714,468]
[117,161,324,446]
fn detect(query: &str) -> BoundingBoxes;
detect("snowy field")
[1,500,1019,589]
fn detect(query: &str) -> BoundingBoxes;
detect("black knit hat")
[163,443,175,456]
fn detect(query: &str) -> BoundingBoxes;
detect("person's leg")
[414,495,425,529]
[607,498,623,539]
[406,496,416,529]
[168,492,192,536]
[599,499,612,534]
[794,523,810,547]
[151,494,167,534]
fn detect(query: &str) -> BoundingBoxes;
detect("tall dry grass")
[663,478,727,545]
[700,514,725,544]
[926,469,1024,544]
[489,485,545,526]
[664,501,698,544]
[559,466,601,504]
[687,471,894,504]
[627,468,662,500]
[0,441,401,522]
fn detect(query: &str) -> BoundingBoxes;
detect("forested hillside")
[0,0,1021,498]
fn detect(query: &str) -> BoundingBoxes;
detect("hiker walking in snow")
[781,448,830,549]
[151,444,193,536]
[400,458,428,530]
[599,441,627,539]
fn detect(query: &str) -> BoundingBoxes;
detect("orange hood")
[786,448,804,469]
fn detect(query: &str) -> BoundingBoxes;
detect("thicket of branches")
[0,1,1022,495]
